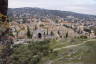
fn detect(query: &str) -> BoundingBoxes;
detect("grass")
[39,39,96,64]
[49,38,87,49]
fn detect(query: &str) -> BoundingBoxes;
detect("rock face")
[9,21,79,40]
[10,22,28,39]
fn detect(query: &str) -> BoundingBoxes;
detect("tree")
[27,26,32,38]
[80,35,87,39]
[65,32,68,38]
[10,40,51,64]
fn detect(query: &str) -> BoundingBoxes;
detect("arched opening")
[50,31,54,36]
[38,33,42,39]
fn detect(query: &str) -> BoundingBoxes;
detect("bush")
[9,40,51,64]
[80,35,87,39]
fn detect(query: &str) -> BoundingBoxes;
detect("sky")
[9,0,96,15]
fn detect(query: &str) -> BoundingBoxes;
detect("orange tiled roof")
[61,22,72,24]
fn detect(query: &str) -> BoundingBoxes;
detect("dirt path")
[53,39,96,51]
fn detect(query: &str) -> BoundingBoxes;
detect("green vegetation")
[39,39,96,64]
[56,40,96,64]
[9,40,52,64]
[79,35,88,39]
[27,26,33,38]
[1,38,95,64]
[90,26,96,35]
[81,40,96,64]
[49,38,86,49]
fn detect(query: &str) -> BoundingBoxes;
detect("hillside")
[8,7,96,21]
[39,39,96,64]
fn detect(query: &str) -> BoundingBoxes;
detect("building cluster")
[8,16,96,41]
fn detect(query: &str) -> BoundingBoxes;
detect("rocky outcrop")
[9,21,79,40]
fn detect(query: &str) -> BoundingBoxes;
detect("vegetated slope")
[8,7,96,20]
[40,39,96,64]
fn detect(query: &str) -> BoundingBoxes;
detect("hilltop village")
[3,8,95,42]
[0,7,96,64]
[9,16,96,41]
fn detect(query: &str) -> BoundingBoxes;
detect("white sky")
[9,0,96,15]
